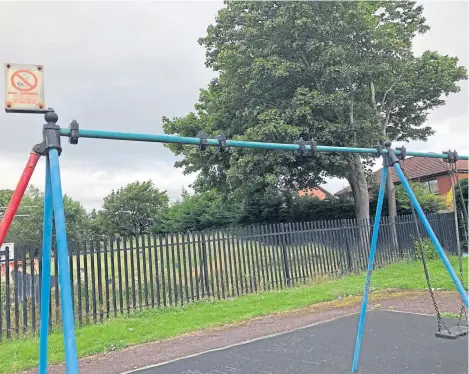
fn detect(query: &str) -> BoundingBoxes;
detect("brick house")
[334,157,468,201]
[298,186,332,200]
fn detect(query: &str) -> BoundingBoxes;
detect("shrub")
[414,238,439,260]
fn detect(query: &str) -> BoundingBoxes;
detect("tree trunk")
[347,153,370,220]
[371,81,400,255]
[346,154,371,269]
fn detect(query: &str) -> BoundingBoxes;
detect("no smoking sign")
[4,63,46,113]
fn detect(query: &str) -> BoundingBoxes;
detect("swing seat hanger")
[435,324,468,340]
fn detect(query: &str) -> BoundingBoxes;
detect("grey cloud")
[0,1,224,209]
[0,1,221,166]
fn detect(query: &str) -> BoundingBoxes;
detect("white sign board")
[0,243,15,263]
[4,63,45,113]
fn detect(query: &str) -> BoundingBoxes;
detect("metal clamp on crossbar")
[375,144,383,158]
[216,134,227,152]
[295,138,307,156]
[382,141,399,166]
[396,146,407,161]
[295,137,317,157]
[197,131,209,151]
[310,139,318,153]
[42,109,62,155]
[443,150,455,164]
[68,120,80,145]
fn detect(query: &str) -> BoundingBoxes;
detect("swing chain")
[457,293,468,327]
[420,242,450,333]
[442,154,468,327]
[401,159,450,333]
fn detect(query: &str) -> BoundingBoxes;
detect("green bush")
[415,238,439,260]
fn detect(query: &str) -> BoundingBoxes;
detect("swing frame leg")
[39,156,54,374]
[351,164,389,372]
[38,111,79,374]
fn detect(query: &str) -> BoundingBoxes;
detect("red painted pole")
[0,152,41,246]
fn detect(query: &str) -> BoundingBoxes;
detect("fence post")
[448,212,458,255]
[279,224,290,286]
[396,216,404,259]
[343,220,353,272]
[393,216,401,256]
[200,232,210,296]
[436,214,447,250]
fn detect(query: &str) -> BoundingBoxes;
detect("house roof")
[334,157,468,196]
[299,186,333,200]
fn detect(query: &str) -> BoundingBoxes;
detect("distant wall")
[437,173,468,196]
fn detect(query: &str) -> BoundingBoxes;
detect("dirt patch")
[19,290,465,374]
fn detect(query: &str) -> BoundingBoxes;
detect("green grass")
[0,257,467,374]
[441,312,460,319]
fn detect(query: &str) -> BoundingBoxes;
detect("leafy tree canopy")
[98,180,169,237]
[158,189,239,233]
[394,182,447,214]
[162,1,466,218]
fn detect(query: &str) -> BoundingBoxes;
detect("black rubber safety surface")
[132,310,468,374]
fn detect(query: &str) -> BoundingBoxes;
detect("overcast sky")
[0,1,467,211]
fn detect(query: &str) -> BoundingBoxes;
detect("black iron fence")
[0,212,458,339]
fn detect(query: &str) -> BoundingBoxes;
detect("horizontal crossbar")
[58,128,469,160]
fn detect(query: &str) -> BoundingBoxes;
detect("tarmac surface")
[129,310,468,374]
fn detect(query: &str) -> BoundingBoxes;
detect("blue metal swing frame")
[31,121,468,374]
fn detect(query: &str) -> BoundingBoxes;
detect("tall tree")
[99,180,169,236]
[163,1,467,223]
